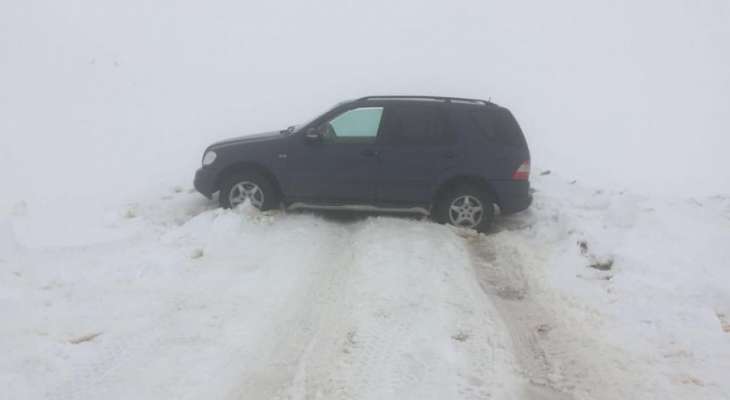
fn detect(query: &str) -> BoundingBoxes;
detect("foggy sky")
[2,0,729,209]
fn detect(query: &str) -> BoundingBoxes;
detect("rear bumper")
[491,180,533,214]
[194,167,217,199]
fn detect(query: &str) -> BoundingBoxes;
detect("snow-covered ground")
[1,192,524,399]
[481,173,730,399]
[2,172,728,400]
[2,1,729,398]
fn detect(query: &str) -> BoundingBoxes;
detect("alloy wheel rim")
[228,181,265,209]
[448,195,484,228]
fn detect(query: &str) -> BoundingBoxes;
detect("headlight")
[202,150,217,166]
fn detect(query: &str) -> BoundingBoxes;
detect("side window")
[322,107,383,143]
[384,105,452,146]
[469,110,498,141]
[470,109,527,147]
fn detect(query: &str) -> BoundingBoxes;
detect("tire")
[432,184,495,232]
[219,172,279,211]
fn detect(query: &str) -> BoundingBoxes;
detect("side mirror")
[304,128,322,143]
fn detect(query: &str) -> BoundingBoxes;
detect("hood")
[209,131,285,148]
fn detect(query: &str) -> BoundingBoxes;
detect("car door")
[285,105,384,203]
[376,103,460,205]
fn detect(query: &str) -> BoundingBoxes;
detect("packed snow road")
[1,193,534,399]
[2,174,730,399]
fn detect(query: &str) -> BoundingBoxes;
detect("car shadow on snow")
[283,206,536,236]
[284,208,426,225]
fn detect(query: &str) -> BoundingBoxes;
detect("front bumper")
[491,180,533,214]
[194,167,218,199]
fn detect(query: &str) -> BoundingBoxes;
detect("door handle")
[361,149,378,157]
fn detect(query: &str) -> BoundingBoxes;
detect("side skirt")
[286,202,430,216]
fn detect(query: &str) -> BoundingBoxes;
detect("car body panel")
[284,137,379,203]
[373,102,463,205]
[194,97,532,216]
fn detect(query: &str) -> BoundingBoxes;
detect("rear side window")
[469,108,526,147]
[383,104,453,146]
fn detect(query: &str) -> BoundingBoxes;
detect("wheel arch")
[215,162,283,198]
[432,175,500,209]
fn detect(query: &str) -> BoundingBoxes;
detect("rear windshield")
[469,108,526,148]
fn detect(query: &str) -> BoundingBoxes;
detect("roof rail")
[357,95,489,105]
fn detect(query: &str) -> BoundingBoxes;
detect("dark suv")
[194,96,531,231]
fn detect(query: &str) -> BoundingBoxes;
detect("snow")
[2,0,730,398]
[522,175,730,398]
[1,198,526,399]
[2,175,729,399]
[480,174,730,399]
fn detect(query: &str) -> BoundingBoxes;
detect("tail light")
[512,160,530,180]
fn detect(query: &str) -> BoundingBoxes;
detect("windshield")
[292,100,354,133]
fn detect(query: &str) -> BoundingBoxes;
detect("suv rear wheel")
[219,172,279,210]
[433,184,495,232]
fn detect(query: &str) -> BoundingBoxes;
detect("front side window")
[320,107,384,142]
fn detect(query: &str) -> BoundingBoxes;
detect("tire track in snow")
[262,218,523,400]
[34,204,546,400]
[466,233,571,400]
[44,209,360,400]
[223,216,362,400]
[465,228,647,400]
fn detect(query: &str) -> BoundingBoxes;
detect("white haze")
[1,0,729,210]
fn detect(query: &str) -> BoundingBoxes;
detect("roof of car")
[357,95,492,106]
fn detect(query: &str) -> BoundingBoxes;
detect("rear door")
[464,106,530,179]
[375,103,460,205]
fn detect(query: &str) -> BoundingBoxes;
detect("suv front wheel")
[219,172,279,210]
[433,184,495,232]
